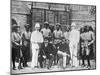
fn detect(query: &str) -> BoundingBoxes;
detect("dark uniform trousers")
[80,41,94,67]
[22,39,30,66]
[12,42,23,68]
[38,43,56,68]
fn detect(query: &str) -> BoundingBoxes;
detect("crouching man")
[57,39,70,69]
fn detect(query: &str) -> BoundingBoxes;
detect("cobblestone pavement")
[11,60,96,74]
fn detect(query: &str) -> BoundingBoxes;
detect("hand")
[50,54,52,56]
[43,55,46,59]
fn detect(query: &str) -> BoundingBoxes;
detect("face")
[71,26,75,30]
[87,26,89,31]
[56,26,60,30]
[35,27,40,31]
[16,27,20,32]
[25,26,29,31]
[44,24,48,28]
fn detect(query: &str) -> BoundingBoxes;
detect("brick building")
[11,0,96,32]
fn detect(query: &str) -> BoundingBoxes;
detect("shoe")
[25,64,28,67]
[87,65,91,69]
[18,66,23,70]
[13,67,16,70]
[81,64,85,67]
[23,63,28,67]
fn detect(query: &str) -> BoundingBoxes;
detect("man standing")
[53,23,63,65]
[30,23,43,69]
[41,21,51,40]
[69,22,80,67]
[12,24,23,70]
[53,23,63,39]
[22,24,31,67]
[63,26,70,65]
[80,26,95,68]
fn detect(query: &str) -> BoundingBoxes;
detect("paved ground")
[11,60,96,74]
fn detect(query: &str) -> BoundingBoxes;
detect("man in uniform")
[53,23,63,39]
[30,23,44,69]
[41,21,51,41]
[38,39,56,69]
[12,24,23,70]
[63,26,70,65]
[69,22,80,67]
[22,24,31,67]
[53,23,63,65]
[80,26,95,68]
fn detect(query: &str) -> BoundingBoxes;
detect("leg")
[87,55,91,67]
[24,47,29,67]
[49,55,54,68]
[69,44,73,66]
[38,56,44,68]
[31,47,36,68]
[12,48,16,70]
[82,56,85,66]
[63,55,66,68]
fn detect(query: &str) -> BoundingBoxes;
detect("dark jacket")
[39,43,57,59]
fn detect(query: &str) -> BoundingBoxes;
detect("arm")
[88,32,95,45]
[30,32,36,43]
[11,33,20,46]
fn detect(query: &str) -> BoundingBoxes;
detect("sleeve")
[30,32,35,43]
[76,31,80,43]
[11,33,14,42]
[41,29,43,34]
[91,32,95,40]
[49,29,51,33]
[39,33,44,43]
[61,31,63,37]
[53,30,56,38]
[63,32,65,38]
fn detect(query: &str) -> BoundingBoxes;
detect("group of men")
[11,21,95,70]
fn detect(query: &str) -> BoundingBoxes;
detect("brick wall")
[11,0,96,31]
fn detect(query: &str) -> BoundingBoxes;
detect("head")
[35,23,40,31]
[44,21,49,29]
[89,26,93,32]
[13,24,20,32]
[66,25,70,32]
[84,26,88,32]
[25,24,30,31]
[56,23,61,30]
[80,27,84,33]
[86,26,90,32]
[71,22,76,30]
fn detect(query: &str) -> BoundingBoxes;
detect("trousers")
[57,51,67,67]
[69,43,79,67]
[31,43,39,68]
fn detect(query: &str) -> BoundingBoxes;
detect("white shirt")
[31,30,44,49]
[69,29,80,44]
[63,31,70,40]
[31,30,43,43]
[41,28,51,37]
